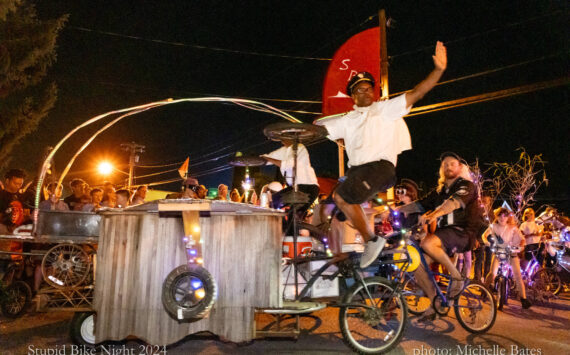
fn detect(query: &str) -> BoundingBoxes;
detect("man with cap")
[316,41,447,268]
[410,152,484,320]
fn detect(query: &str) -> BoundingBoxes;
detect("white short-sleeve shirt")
[263,144,319,186]
[316,94,412,167]
[520,221,543,245]
[486,223,524,248]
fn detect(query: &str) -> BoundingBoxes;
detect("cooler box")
[329,208,376,254]
[282,236,312,258]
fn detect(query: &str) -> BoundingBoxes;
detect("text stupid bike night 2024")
[27,344,168,355]
[413,344,543,355]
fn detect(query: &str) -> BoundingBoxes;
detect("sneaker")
[521,298,532,309]
[359,237,386,268]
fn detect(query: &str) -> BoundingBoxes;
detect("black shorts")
[335,160,396,204]
[433,226,471,256]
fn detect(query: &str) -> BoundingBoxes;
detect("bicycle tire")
[162,264,217,321]
[454,282,497,333]
[532,268,562,296]
[496,278,505,310]
[0,281,31,318]
[339,276,408,354]
[499,277,509,309]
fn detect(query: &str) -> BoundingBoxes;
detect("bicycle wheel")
[41,244,91,288]
[454,282,497,333]
[402,274,430,315]
[532,268,561,295]
[0,281,31,318]
[339,277,408,354]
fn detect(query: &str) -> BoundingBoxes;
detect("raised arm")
[405,41,447,107]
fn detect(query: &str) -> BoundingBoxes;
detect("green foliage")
[0,1,68,170]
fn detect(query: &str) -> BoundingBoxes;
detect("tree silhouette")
[0,1,67,170]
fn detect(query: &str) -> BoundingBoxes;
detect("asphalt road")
[2,293,569,355]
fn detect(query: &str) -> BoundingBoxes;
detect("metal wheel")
[532,268,562,295]
[162,265,217,321]
[70,312,97,347]
[0,281,31,318]
[454,282,497,333]
[339,277,408,354]
[41,244,91,288]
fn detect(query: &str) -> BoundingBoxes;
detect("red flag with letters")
[321,27,381,117]
[178,157,189,179]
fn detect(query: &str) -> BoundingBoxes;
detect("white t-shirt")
[519,221,543,245]
[486,223,523,248]
[316,94,412,167]
[263,144,319,186]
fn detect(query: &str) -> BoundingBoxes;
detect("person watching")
[315,42,447,268]
[63,178,86,210]
[520,207,544,268]
[39,183,69,211]
[214,184,228,201]
[0,169,29,234]
[115,189,131,208]
[131,185,148,205]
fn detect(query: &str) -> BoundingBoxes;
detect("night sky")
[11,1,569,211]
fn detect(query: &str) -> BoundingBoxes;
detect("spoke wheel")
[339,277,408,354]
[0,281,31,318]
[532,268,562,296]
[41,244,91,288]
[454,282,497,333]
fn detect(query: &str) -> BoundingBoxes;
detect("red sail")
[321,27,381,117]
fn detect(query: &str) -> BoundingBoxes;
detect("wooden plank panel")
[94,210,282,344]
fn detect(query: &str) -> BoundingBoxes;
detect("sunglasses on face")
[395,187,407,195]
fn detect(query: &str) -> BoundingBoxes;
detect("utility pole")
[121,142,145,190]
[379,9,394,203]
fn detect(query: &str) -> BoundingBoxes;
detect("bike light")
[188,249,197,256]
[195,289,206,299]
[191,280,203,289]
[393,211,399,216]
[196,257,203,264]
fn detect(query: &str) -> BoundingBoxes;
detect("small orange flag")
[178,157,189,179]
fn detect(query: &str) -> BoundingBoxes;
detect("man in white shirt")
[261,139,319,213]
[316,41,447,267]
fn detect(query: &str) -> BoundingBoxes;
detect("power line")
[68,26,331,61]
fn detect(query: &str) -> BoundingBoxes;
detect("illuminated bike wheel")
[339,277,408,354]
[454,282,497,333]
[0,281,31,318]
[162,265,217,321]
[41,244,91,288]
[402,275,430,315]
[532,268,561,296]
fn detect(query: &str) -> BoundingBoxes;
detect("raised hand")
[433,41,447,71]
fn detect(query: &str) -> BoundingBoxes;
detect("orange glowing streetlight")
[97,161,114,175]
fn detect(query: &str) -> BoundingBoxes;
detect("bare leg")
[420,234,463,280]
[413,254,437,303]
[510,257,526,299]
[333,192,374,241]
